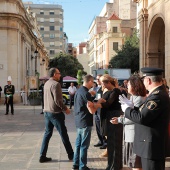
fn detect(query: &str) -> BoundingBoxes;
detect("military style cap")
[7,76,12,81]
[141,67,164,78]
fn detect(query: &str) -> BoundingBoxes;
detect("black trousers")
[41,97,44,111]
[94,113,106,145]
[141,157,165,170]
[106,110,123,170]
[69,94,74,108]
[5,97,14,114]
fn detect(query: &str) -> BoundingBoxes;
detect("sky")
[22,0,108,46]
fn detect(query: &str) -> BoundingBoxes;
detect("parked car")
[39,76,78,105]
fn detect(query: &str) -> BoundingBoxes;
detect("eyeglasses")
[55,72,61,75]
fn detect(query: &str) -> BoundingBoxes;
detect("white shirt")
[68,86,77,94]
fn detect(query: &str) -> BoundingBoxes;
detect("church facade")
[135,0,169,83]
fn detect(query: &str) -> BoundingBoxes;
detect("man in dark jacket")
[93,74,107,149]
[72,75,95,170]
[0,85,2,98]
[120,67,170,170]
[39,80,47,114]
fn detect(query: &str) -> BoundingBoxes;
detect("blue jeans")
[73,126,92,170]
[40,112,73,156]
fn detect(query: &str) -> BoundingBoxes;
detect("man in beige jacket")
[39,67,74,163]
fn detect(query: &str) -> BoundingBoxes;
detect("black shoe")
[68,152,74,160]
[72,165,79,170]
[40,112,44,114]
[82,167,90,170]
[39,156,52,163]
[11,113,14,115]
[5,113,8,115]
[100,145,107,149]
[94,143,103,147]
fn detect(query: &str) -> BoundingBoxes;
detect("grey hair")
[147,75,163,82]
[49,68,57,77]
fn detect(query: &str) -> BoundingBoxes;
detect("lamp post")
[34,49,38,74]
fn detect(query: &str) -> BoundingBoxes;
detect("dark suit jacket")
[94,86,103,116]
[125,85,170,159]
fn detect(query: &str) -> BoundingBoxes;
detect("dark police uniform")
[4,84,15,115]
[124,67,170,170]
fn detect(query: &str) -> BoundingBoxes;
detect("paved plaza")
[0,104,169,170]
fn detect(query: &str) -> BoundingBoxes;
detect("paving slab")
[0,104,169,170]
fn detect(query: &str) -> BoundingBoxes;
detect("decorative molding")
[132,0,142,3]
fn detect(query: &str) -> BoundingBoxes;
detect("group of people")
[39,67,170,170]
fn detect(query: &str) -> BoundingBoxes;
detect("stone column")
[138,7,148,68]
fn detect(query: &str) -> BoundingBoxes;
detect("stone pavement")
[0,104,169,170]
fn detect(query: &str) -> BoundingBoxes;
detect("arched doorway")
[147,16,165,74]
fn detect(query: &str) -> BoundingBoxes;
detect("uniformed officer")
[4,76,15,115]
[119,67,170,170]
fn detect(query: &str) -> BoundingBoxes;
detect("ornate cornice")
[132,0,142,3]
[0,13,34,36]
[138,8,148,22]
[0,0,48,58]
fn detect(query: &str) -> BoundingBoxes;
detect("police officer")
[4,76,15,115]
[119,67,170,170]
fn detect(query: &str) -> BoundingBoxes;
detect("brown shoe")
[99,149,108,157]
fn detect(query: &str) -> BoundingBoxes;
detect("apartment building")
[88,15,108,73]
[24,3,64,58]
[76,42,90,74]
[88,0,137,74]
[67,43,77,58]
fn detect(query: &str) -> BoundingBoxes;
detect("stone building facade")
[0,0,48,102]
[134,0,169,84]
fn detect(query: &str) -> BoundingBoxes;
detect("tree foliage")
[49,53,87,77]
[77,70,83,85]
[104,70,109,74]
[109,31,139,73]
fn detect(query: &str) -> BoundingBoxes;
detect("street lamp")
[42,58,45,64]
[40,59,45,66]
[34,49,38,74]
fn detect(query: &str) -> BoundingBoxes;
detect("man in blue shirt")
[72,75,95,170]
